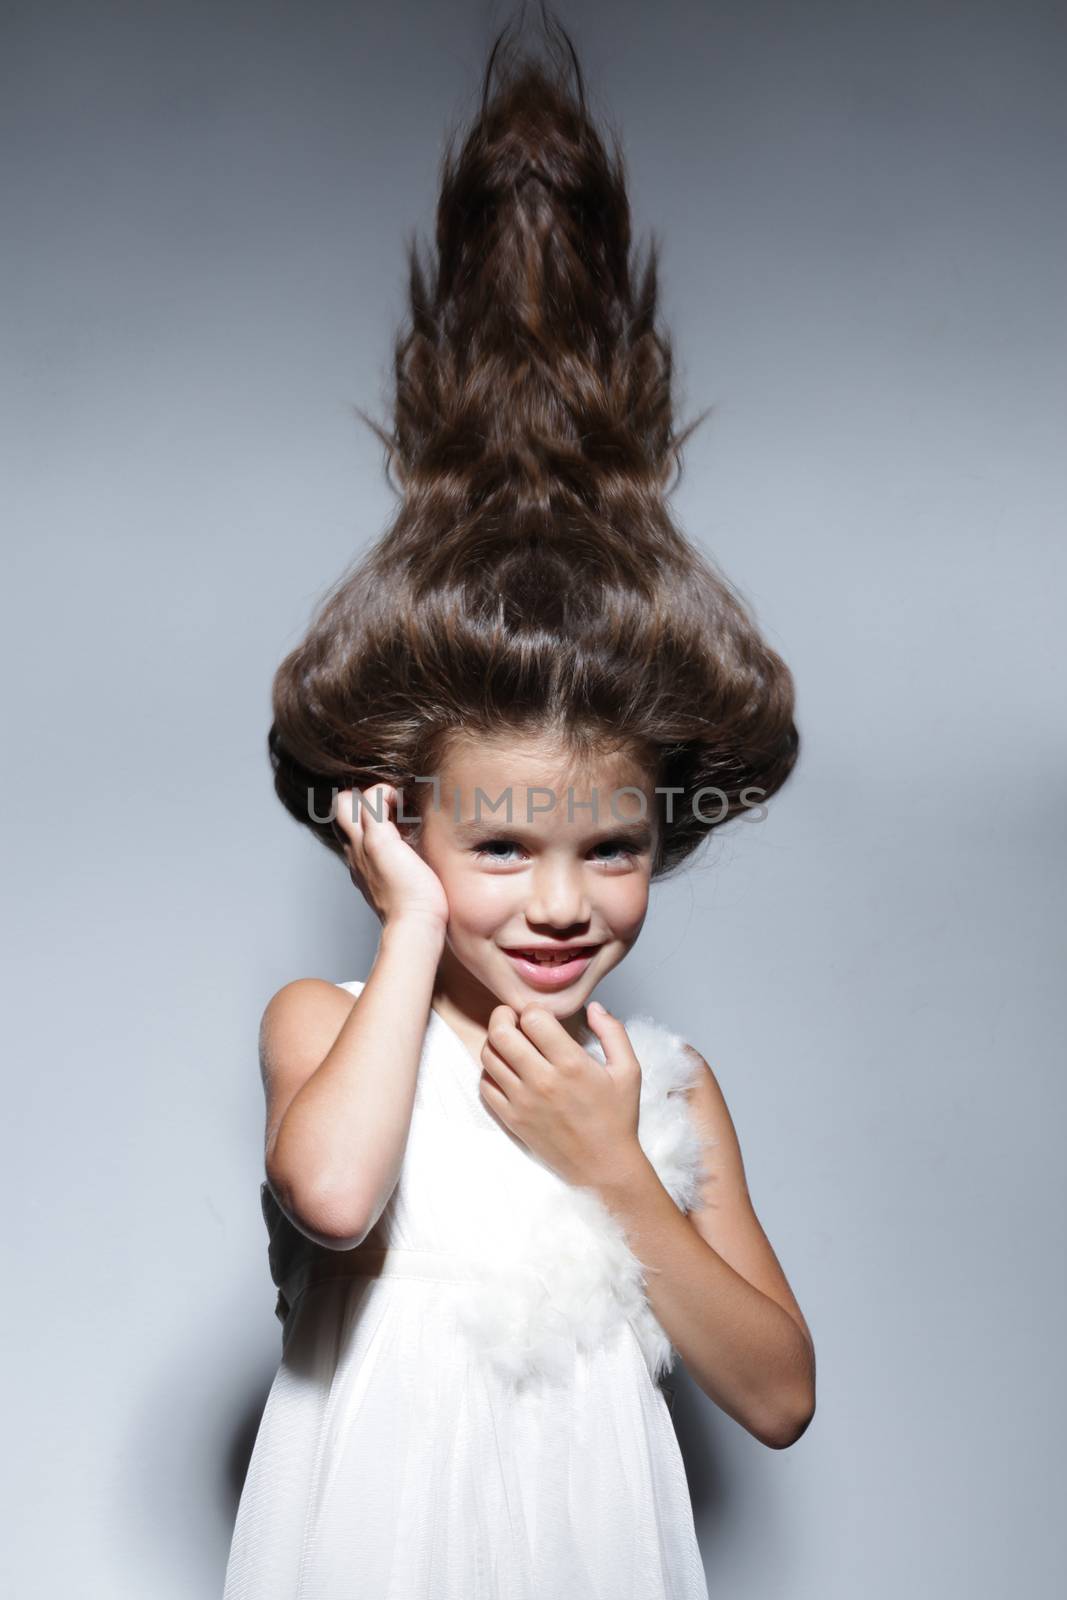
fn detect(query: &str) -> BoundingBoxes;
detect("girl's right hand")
[333,784,450,932]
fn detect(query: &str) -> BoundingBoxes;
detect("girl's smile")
[500,943,604,990]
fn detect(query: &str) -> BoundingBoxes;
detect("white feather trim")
[454,1014,714,1391]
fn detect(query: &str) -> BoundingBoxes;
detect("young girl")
[224,19,814,1599]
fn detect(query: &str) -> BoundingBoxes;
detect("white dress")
[223,980,712,1600]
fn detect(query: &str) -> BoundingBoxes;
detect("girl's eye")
[472,840,522,861]
[591,840,640,863]
[471,839,641,864]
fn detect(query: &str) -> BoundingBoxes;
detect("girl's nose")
[524,859,591,929]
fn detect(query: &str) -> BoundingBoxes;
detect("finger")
[478,1071,514,1130]
[368,785,407,847]
[358,783,392,829]
[478,1009,523,1098]
[585,1002,640,1075]
[518,1004,584,1068]
[479,1045,522,1100]
[334,787,365,843]
[486,1009,546,1086]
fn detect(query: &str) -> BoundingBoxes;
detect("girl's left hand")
[478,1002,644,1189]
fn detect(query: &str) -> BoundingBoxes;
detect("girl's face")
[413,731,658,1029]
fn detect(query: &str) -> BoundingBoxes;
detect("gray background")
[3,1,1064,1595]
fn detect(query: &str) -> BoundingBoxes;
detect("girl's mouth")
[502,946,601,990]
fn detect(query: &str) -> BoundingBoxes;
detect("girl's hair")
[268,11,799,880]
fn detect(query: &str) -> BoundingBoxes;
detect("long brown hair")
[268,10,799,880]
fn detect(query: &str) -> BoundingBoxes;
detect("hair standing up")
[268,11,799,880]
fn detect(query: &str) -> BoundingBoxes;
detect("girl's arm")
[593,1041,816,1450]
[262,914,446,1250]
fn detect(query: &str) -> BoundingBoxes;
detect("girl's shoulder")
[261,974,364,1043]
[259,975,359,1055]
[259,978,364,1163]
[619,1012,707,1097]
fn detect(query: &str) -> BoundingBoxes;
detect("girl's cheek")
[441,863,511,932]
[609,878,651,941]
[472,874,523,925]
